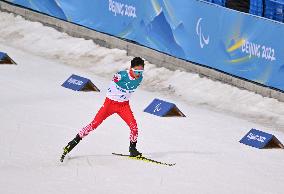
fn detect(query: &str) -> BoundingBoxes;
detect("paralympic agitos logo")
[196,18,210,49]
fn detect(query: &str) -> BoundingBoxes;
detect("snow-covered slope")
[1,12,283,130]
[1,12,284,194]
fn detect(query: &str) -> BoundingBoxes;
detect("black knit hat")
[131,57,145,68]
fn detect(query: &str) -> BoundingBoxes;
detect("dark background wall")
[226,0,250,13]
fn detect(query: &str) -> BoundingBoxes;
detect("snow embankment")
[0,11,283,130]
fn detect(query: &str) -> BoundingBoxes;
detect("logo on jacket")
[196,18,210,49]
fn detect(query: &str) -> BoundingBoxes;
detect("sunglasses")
[132,68,144,75]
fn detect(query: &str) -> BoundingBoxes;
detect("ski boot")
[60,134,82,162]
[129,141,142,157]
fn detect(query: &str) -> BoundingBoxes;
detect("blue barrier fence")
[250,0,264,16]
[5,0,284,92]
[265,0,284,22]
[204,0,284,21]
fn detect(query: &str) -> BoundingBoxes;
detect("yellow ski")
[112,153,176,166]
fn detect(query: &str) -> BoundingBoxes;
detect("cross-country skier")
[60,57,145,162]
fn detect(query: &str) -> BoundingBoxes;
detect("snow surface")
[1,11,284,194]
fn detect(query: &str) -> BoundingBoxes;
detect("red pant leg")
[79,98,114,138]
[117,102,138,143]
